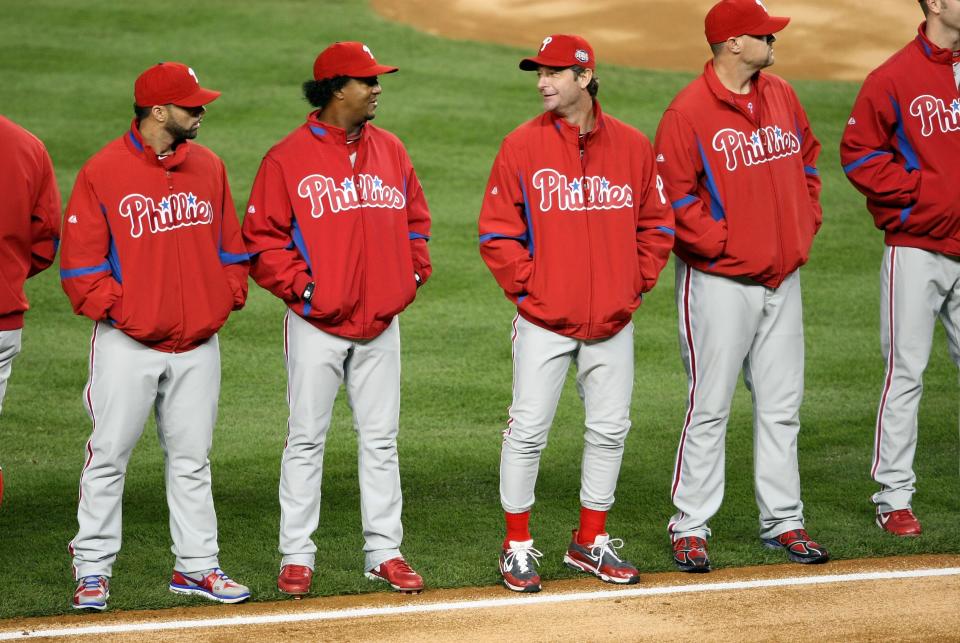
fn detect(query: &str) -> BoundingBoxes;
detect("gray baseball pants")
[279,311,404,573]
[0,329,22,415]
[71,322,222,578]
[500,314,634,514]
[873,246,960,512]
[669,261,806,541]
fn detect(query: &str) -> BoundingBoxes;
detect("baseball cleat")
[169,568,251,603]
[672,536,711,573]
[499,539,543,593]
[563,530,640,584]
[278,564,313,597]
[365,556,424,594]
[762,529,830,564]
[73,575,109,611]
[876,508,922,537]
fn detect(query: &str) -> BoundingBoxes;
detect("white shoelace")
[587,537,625,574]
[505,543,543,574]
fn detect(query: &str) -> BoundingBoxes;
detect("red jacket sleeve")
[241,156,313,303]
[793,93,823,233]
[634,136,675,293]
[28,144,61,277]
[59,166,122,321]
[478,140,535,297]
[840,72,957,238]
[217,162,249,310]
[654,109,728,259]
[401,149,432,286]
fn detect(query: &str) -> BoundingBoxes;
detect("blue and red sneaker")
[169,568,251,603]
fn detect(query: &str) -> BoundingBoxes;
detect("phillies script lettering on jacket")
[60,123,249,353]
[241,114,432,341]
[0,115,61,331]
[655,62,823,288]
[840,23,960,256]
[478,101,674,340]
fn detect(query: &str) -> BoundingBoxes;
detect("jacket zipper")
[580,131,593,337]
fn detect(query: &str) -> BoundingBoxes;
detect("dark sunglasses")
[170,104,206,117]
[746,33,776,44]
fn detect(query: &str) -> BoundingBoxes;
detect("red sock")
[577,507,607,545]
[504,511,532,547]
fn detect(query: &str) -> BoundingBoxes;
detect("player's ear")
[151,105,167,122]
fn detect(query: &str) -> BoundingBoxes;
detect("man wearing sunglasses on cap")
[654,0,828,573]
[242,42,431,597]
[61,61,250,610]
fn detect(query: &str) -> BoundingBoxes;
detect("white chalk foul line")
[2,566,959,640]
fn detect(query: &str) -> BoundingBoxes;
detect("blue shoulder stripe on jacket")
[408,232,430,241]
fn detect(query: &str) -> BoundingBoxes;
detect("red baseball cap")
[704,0,790,44]
[134,62,221,107]
[519,34,596,71]
[313,42,399,81]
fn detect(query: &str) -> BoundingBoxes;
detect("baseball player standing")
[840,0,960,537]
[241,42,431,597]
[0,115,61,507]
[655,0,829,572]
[479,34,674,593]
[60,62,251,610]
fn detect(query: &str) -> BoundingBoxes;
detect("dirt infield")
[2,555,959,641]
[370,0,921,81]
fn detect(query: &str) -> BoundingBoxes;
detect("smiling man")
[478,34,674,593]
[242,41,431,597]
[654,0,827,573]
[60,61,250,611]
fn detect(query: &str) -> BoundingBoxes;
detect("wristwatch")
[302,281,315,302]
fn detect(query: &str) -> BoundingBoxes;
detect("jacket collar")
[914,21,960,65]
[123,119,191,169]
[703,59,765,108]
[546,99,606,143]
[306,112,369,145]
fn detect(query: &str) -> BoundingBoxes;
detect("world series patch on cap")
[520,34,596,71]
[134,62,221,108]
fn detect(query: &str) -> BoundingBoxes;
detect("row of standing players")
[0,0,956,611]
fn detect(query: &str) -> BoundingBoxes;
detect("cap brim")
[318,63,399,81]
[175,87,221,107]
[519,56,569,71]
[750,15,790,36]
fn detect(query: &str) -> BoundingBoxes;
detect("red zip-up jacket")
[0,115,61,331]
[60,123,249,353]
[840,23,960,255]
[478,101,674,340]
[242,114,432,340]
[655,62,822,288]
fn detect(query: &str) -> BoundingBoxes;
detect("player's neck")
[317,106,366,138]
[713,58,756,95]
[926,19,960,52]
[555,95,595,134]
[138,120,177,157]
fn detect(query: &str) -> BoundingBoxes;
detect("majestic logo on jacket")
[908,95,960,137]
[711,126,801,171]
[297,173,405,218]
[118,192,213,238]
[531,169,633,212]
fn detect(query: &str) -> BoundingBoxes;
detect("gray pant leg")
[0,329,22,415]
[873,247,945,511]
[669,262,759,540]
[72,323,161,579]
[500,315,575,513]
[743,271,806,539]
[155,336,221,573]
[577,322,634,511]
[344,318,404,571]
[279,311,349,569]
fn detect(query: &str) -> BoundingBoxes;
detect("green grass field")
[1,0,958,620]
